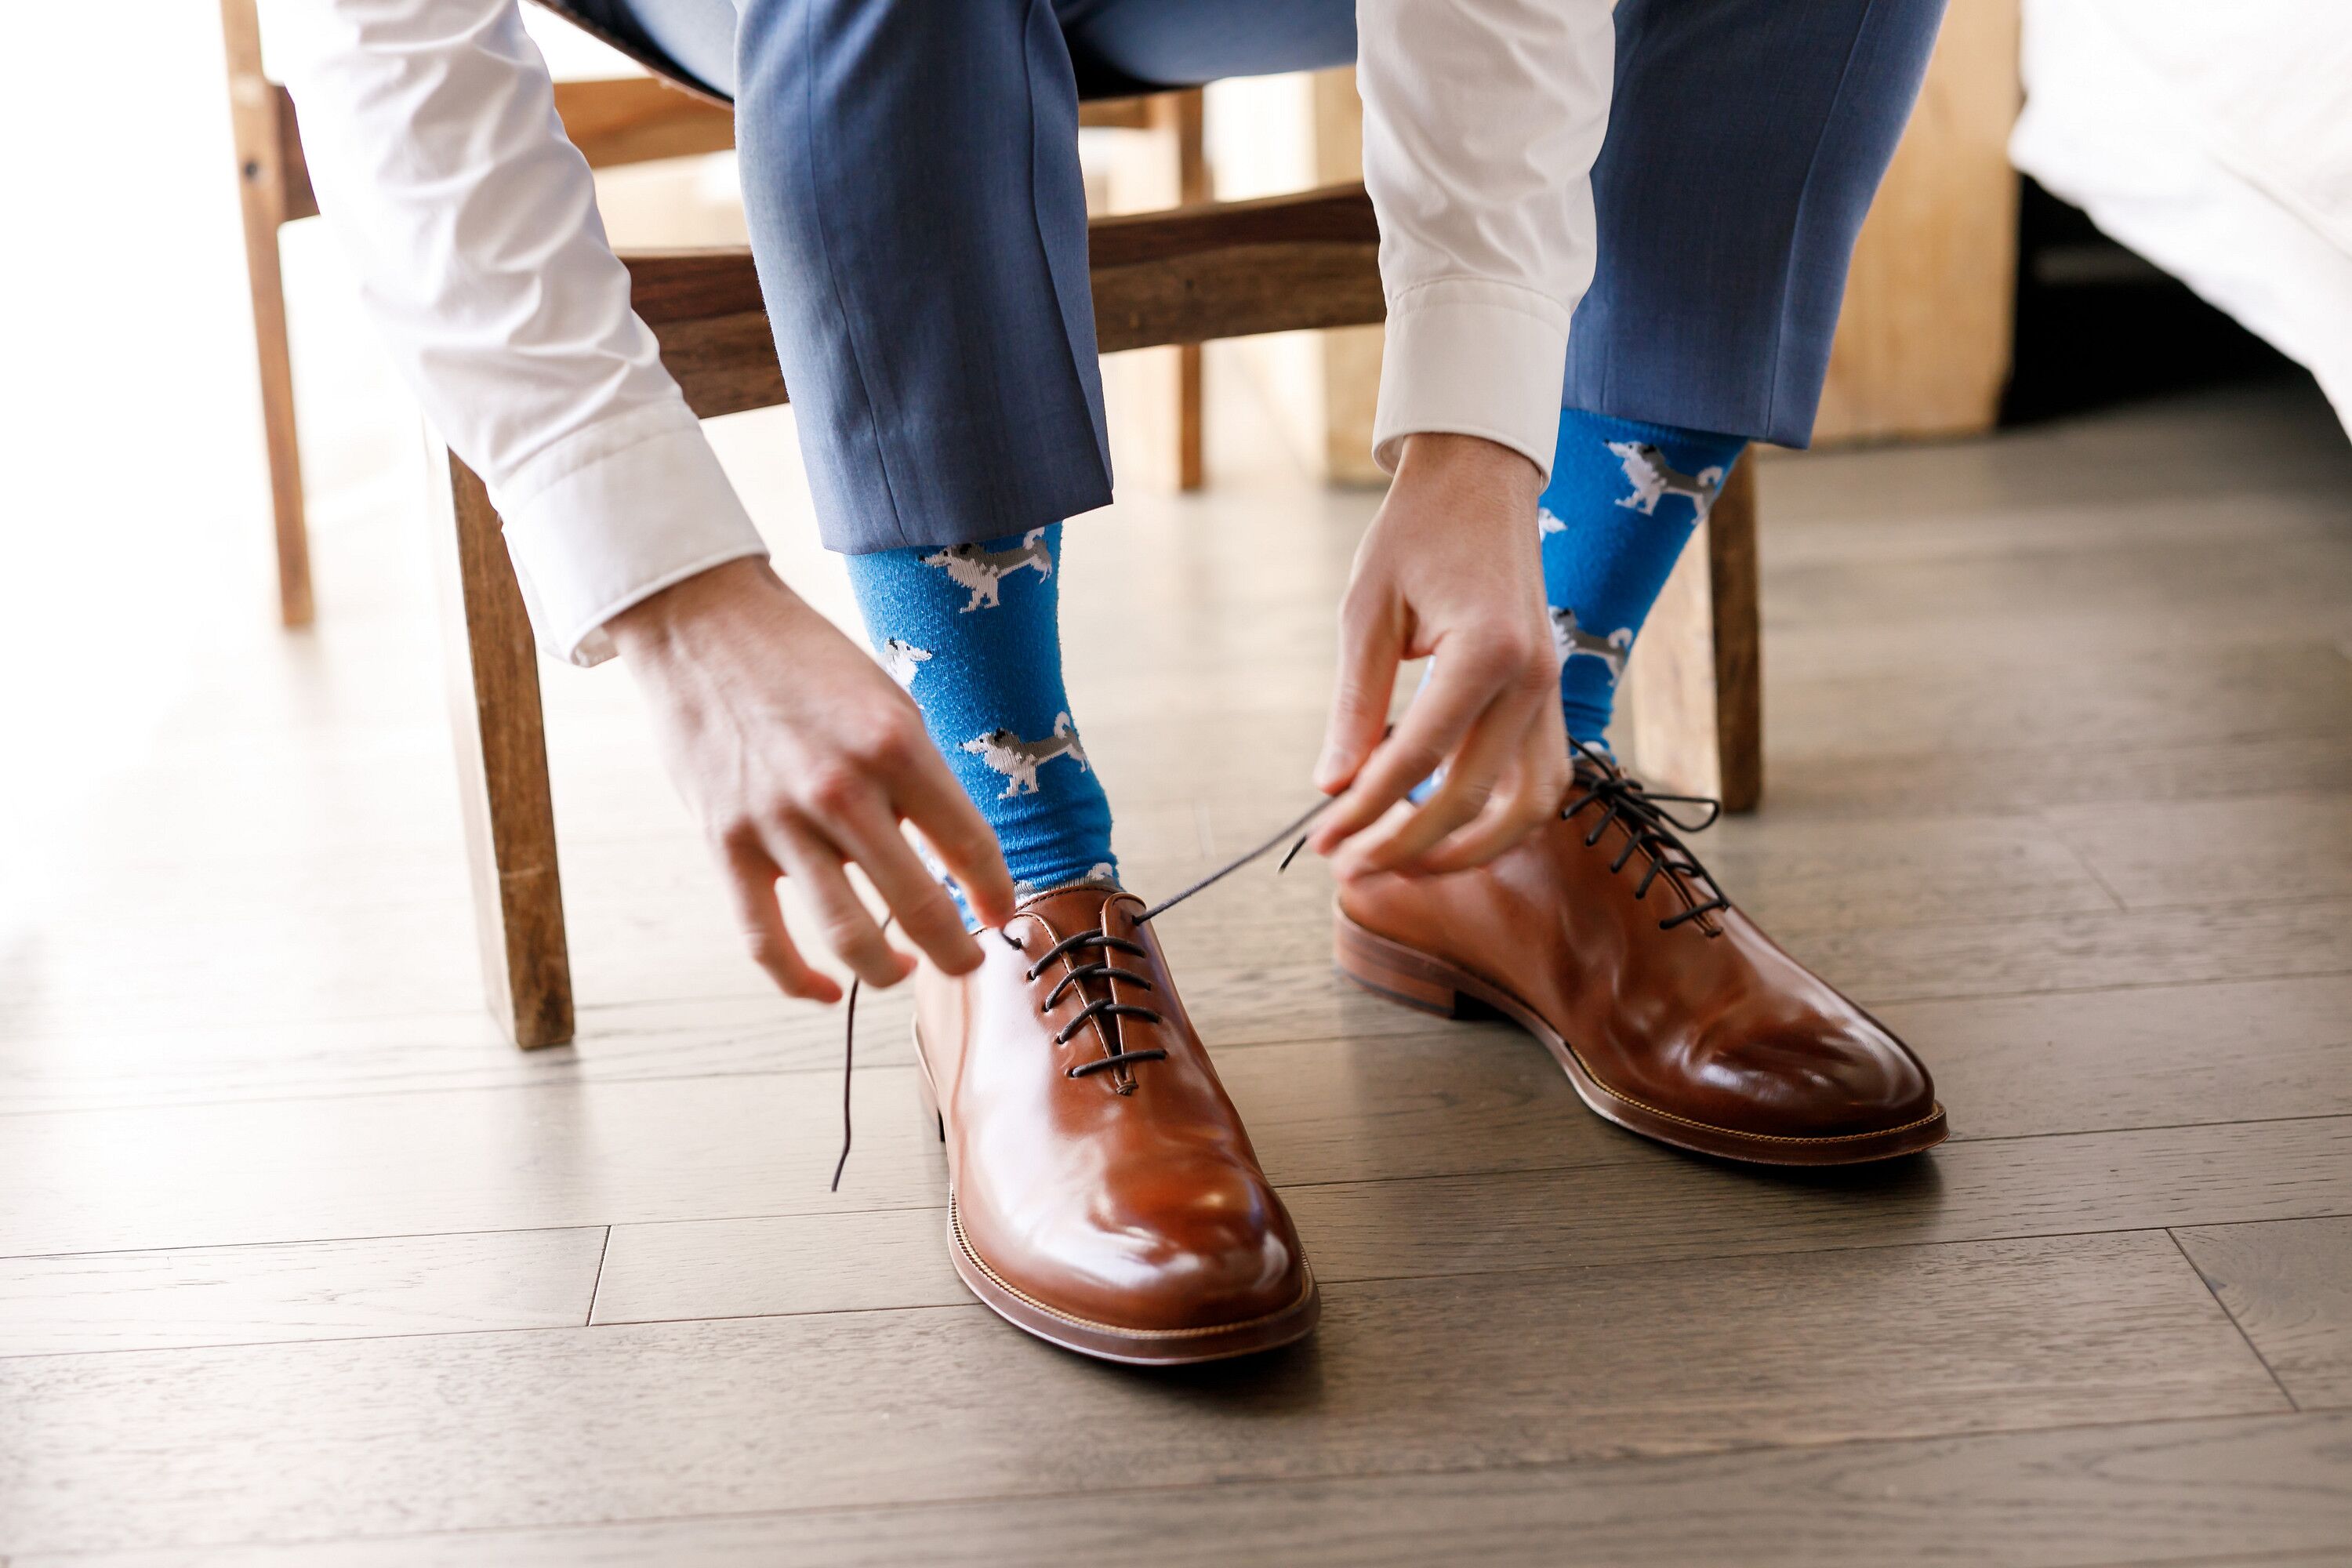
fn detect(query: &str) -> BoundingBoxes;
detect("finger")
[1396,713,1571,876]
[1314,597,1403,794]
[891,752,1018,931]
[1338,672,1543,877]
[720,837,842,1004]
[826,795,985,976]
[771,823,915,989]
[1310,644,1497,855]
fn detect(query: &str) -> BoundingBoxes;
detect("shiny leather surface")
[915,887,1311,1333]
[1338,778,1939,1142]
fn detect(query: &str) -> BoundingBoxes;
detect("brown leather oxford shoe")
[1336,753,1946,1165]
[913,885,1319,1363]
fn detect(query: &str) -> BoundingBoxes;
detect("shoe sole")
[1334,909,1947,1167]
[911,1022,1322,1366]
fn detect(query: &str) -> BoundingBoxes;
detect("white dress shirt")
[280,1,1612,665]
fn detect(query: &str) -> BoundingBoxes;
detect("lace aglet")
[1276,833,1310,873]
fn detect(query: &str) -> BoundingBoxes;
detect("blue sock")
[841,525,1117,920]
[1541,410,1748,750]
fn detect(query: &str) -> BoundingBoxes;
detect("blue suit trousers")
[580,0,1946,553]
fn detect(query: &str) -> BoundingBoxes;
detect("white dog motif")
[1550,606,1633,683]
[920,528,1053,612]
[961,712,1091,799]
[1606,441,1726,522]
[1537,506,1567,537]
[879,637,931,689]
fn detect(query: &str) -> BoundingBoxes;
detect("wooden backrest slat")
[627,184,1385,419]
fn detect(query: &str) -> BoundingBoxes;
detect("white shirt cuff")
[493,403,770,667]
[1371,279,1573,482]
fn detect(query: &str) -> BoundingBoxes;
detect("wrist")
[1392,432,1543,505]
[608,557,793,662]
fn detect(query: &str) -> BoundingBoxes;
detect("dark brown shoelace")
[830,795,1330,1189]
[1563,737,1729,932]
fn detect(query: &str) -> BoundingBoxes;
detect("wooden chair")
[220,0,1207,628]
[426,183,1764,1048]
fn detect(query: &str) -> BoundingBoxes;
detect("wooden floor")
[5,373,2352,1565]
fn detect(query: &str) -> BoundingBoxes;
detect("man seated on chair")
[285,0,1949,1364]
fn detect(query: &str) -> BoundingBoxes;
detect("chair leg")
[1708,462,1764,812]
[1174,343,1204,492]
[427,445,575,1049]
[1155,89,1209,492]
[1624,459,1764,812]
[241,211,314,628]
[220,0,314,628]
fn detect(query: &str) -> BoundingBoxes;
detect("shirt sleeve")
[1356,0,1615,482]
[278,0,768,666]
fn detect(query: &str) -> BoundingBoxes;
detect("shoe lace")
[830,795,1331,1189]
[1561,737,1730,934]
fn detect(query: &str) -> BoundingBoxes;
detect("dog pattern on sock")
[961,711,1091,799]
[1549,606,1633,684]
[1606,441,1726,522]
[845,521,1117,913]
[879,637,931,689]
[1538,506,1567,537]
[920,528,1054,612]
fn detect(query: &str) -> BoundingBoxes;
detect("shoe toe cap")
[978,1158,1309,1334]
[1698,1019,1939,1139]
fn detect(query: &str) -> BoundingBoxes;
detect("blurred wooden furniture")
[1813,0,2024,444]
[219,0,1207,626]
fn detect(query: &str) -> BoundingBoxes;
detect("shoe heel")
[1334,914,1474,1018]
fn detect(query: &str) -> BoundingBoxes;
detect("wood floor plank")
[17,827,2348,1062]
[1759,385,2352,529]
[1184,884,2352,1003]
[593,1209,965,1325]
[1769,730,2352,818]
[2047,791,2352,909]
[1764,641,2352,764]
[2175,1216,2352,1410]
[14,964,2348,1265]
[1287,1117,2352,1287]
[1785,896,2352,1007]
[593,1116,2352,1324]
[0,1234,2283,1555]
[0,1229,605,1356]
[1875,975,2352,1139]
[0,1071,939,1258]
[25,1411,2350,1568]
[12,954,2348,1151]
[1761,477,2352,573]
[1765,514,2352,619]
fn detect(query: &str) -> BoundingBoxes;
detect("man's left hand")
[1309,432,1570,878]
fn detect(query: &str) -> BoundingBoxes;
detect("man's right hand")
[608,559,1015,1004]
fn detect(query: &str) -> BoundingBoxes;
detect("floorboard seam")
[584,1225,612,1328]
[2166,1227,2302,1413]
[21,1220,2352,1360]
